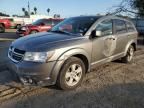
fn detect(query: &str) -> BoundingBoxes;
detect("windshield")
[51,17,98,35]
[32,19,43,25]
[32,19,52,26]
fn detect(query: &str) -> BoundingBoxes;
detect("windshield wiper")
[50,30,72,35]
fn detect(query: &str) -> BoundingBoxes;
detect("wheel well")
[73,54,89,73]
[0,23,5,27]
[31,30,39,32]
[131,43,136,51]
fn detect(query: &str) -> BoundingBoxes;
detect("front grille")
[8,47,25,63]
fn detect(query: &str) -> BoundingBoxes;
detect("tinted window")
[53,20,61,25]
[44,19,52,25]
[127,22,135,32]
[114,19,127,34]
[32,19,52,25]
[96,19,113,36]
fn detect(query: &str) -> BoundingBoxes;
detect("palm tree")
[31,12,34,15]
[34,7,37,14]
[22,8,26,15]
[47,8,50,15]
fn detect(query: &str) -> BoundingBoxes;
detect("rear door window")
[53,20,61,25]
[126,22,135,32]
[114,19,127,34]
[44,19,52,25]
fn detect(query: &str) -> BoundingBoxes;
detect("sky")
[0,0,122,17]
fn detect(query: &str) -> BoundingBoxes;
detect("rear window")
[53,20,61,25]
[114,19,127,34]
[43,19,52,25]
[126,22,135,32]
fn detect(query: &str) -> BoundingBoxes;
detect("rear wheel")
[0,24,5,33]
[121,45,134,63]
[57,57,86,90]
[30,30,38,34]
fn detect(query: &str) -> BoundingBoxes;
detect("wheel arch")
[50,48,91,84]
[0,23,5,27]
[125,40,137,54]
[30,29,39,33]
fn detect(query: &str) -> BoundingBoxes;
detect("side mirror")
[91,30,102,38]
[96,30,102,37]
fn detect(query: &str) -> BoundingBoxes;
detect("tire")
[57,57,86,90]
[30,30,38,34]
[121,45,134,63]
[0,24,5,33]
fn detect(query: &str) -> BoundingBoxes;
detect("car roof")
[71,15,103,19]
[69,15,131,23]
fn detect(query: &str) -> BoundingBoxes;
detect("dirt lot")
[0,46,144,108]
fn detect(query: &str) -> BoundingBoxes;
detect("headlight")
[24,51,54,62]
[21,27,27,31]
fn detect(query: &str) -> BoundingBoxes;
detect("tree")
[0,12,10,17]
[31,12,34,15]
[54,14,60,18]
[131,0,144,17]
[22,8,26,15]
[24,11,29,17]
[47,8,50,15]
[110,0,144,17]
[34,7,37,14]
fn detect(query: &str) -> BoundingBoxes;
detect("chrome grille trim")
[8,47,25,63]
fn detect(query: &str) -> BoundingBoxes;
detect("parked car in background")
[8,16,137,90]
[16,18,63,36]
[0,19,11,33]
[131,18,144,35]
[4,18,22,29]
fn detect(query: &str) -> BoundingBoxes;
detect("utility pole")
[28,0,30,17]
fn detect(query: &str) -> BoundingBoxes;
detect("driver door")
[40,19,52,31]
[91,19,117,64]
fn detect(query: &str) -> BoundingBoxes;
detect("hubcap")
[128,47,134,61]
[65,64,82,86]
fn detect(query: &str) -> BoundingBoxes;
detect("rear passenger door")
[40,19,52,31]
[113,19,128,55]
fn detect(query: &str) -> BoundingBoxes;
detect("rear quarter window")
[114,19,127,34]
[126,21,135,32]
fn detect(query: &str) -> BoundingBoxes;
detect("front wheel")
[121,45,134,63]
[57,57,86,90]
[0,24,5,33]
[30,30,38,34]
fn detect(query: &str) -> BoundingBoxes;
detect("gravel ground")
[0,47,144,108]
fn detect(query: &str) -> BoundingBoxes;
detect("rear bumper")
[7,60,59,86]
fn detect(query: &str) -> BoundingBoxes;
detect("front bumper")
[7,60,58,86]
[16,30,29,36]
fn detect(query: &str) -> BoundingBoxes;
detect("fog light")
[20,77,28,83]
[20,77,33,84]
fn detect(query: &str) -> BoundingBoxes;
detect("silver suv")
[8,16,137,90]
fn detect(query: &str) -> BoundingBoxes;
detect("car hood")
[11,32,85,51]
